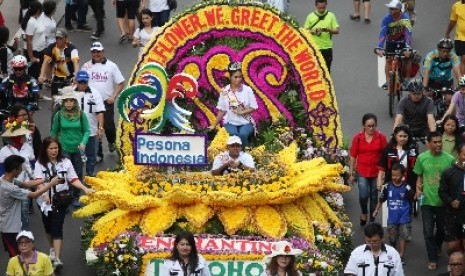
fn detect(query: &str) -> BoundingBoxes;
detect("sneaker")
[65,25,74,32]
[401,257,406,265]
[96,156,103,164]
[53,259,63,272]
[382,82,388,90]
[49,248,56,261]
[109,143,116,152]
[91,32,101,41]
[72,199,81,208]
[427,262,437,270]
[77,25,92,32]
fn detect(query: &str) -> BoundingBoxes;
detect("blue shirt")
[379,182,413,224]
[423,49,460,83]
[378,13,412,48]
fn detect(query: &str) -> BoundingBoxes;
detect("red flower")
[284,245,291,253]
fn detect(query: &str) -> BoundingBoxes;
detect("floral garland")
[3,116,31,133]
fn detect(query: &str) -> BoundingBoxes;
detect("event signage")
[135,133,207,166]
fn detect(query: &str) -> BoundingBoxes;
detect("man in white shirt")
[344,222,404,276]
[82,42,124,163]
[74,70,105,177]
[211,136,255,176]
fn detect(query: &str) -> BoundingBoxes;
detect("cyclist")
[38,28,79,105]
[375,0,413,90]
[394,79,436,138]
[439,76,465,133]
[1,55,39,111]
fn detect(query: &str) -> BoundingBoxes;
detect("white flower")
[309,274,317,276]
[113,269,121,275]
[320,261,328,269]
[117,255,124,262]
[340,150,348,157]
[118,243,127,249]
[85,248,98,264]
[316,235,324,242]
[336,197,344,207]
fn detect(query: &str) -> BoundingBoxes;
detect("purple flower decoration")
[309,102,335,127]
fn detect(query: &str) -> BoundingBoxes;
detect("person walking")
[445,0,465,75]
[414,131,455,271]
[303,0,339,73]
[344,222,404,276]
[89,0,105,41]
[82,42,124,163]
[349,113,388,226]
[350,0,371,24]
[74,70,105,177]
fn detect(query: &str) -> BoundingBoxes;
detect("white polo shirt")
[82,59,125,100]
[344,244,404,276]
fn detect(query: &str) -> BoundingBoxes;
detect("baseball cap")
[385,0,402,10]
[16,230,34,241]
[55,28,67,38]
[227,136,242,145]
[90,41,104,51]
[76,70,89,82]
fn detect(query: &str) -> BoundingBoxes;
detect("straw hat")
[263,241,303,261]
[56,85,84,102]
[2,119,32,138]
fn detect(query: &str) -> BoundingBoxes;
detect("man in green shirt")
[303,0,339,73]
[414,131,455,270]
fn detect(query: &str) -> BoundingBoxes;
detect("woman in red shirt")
[349,113,387,226]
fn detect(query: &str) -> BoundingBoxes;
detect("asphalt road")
[0,0,459,275]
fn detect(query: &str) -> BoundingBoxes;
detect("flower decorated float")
[76,1,353,275]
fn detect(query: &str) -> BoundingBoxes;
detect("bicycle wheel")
[388,73,396,117]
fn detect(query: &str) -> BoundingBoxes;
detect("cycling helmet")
[459,75,465,87]
[437,38,453,50]
[406,79,424,93]
[10,55,27,68]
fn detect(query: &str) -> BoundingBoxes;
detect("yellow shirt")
[450,1,465,41]
[6,252,54,276]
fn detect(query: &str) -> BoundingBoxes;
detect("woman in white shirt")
[140,0,170,27]
[40,0,57,47]
[209,61,258,147]
[262,241,303,276]
[160,231,211,276]
[21,1,46,85]
[132,9,158,56]
[34,137,93,272]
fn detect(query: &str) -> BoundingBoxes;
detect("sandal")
[119,34,128,44]
[427,263,437,270]
[360,214,367,226]
[364,18,371,24]
[350,14,361,21]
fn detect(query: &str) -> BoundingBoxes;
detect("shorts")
[385,41,406,56]
[455,40,465,57]
[1,232,19,257]
[116,0,139,19]
[41,207,67,239]
[444,212,465,242]
[387,223,412,244]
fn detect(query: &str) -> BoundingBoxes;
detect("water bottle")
[418,194,424,205]
[80,149,87,163]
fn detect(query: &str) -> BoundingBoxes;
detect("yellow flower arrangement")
[179,204,214,229]
[253,206,287,239]
[217,206,251,235]
[140,203,178,236]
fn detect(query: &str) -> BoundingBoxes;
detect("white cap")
[385,0,402,9]
[16,230,34,241]
[227,135,242,145]
[90,41,104,51]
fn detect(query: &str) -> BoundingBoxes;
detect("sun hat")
[90,41,104,51]
[263,241,303,261]
[226,135,242,145]
[16,230,34,241]
[76,70,89,83]
[385,0,402,10]
[2,118,32,138]
[56,85,84,101]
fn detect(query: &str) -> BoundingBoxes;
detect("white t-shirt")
[34,158,78,207]
[0,144,35,182]
[134,27,158,55]
[82,59,125,100]
[216,84,258,126]
[25,17,47,52]
[79,86,106,136]
[39,13,57,46]
[211,151,255,173]
[147,0,169,12]
[344,244,404,276]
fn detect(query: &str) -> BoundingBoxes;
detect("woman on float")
[349,113,387,226]
[34,137,93,272]
[160,231,211,276]
[262,241,303,276]
[209,61,258,147]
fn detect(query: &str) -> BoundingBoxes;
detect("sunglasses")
[13,68,25,71]
[91,50,102,54]
[228,62,242,71]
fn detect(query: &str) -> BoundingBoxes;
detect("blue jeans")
[224,123,254,148]
[85,136,98,177]
[21,198,29,230]
[357,176,377,221]
[62,151,83,199]
[421,205,445,262]
[152,10,170,27]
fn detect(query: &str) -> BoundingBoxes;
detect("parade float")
[75,1,353,275]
